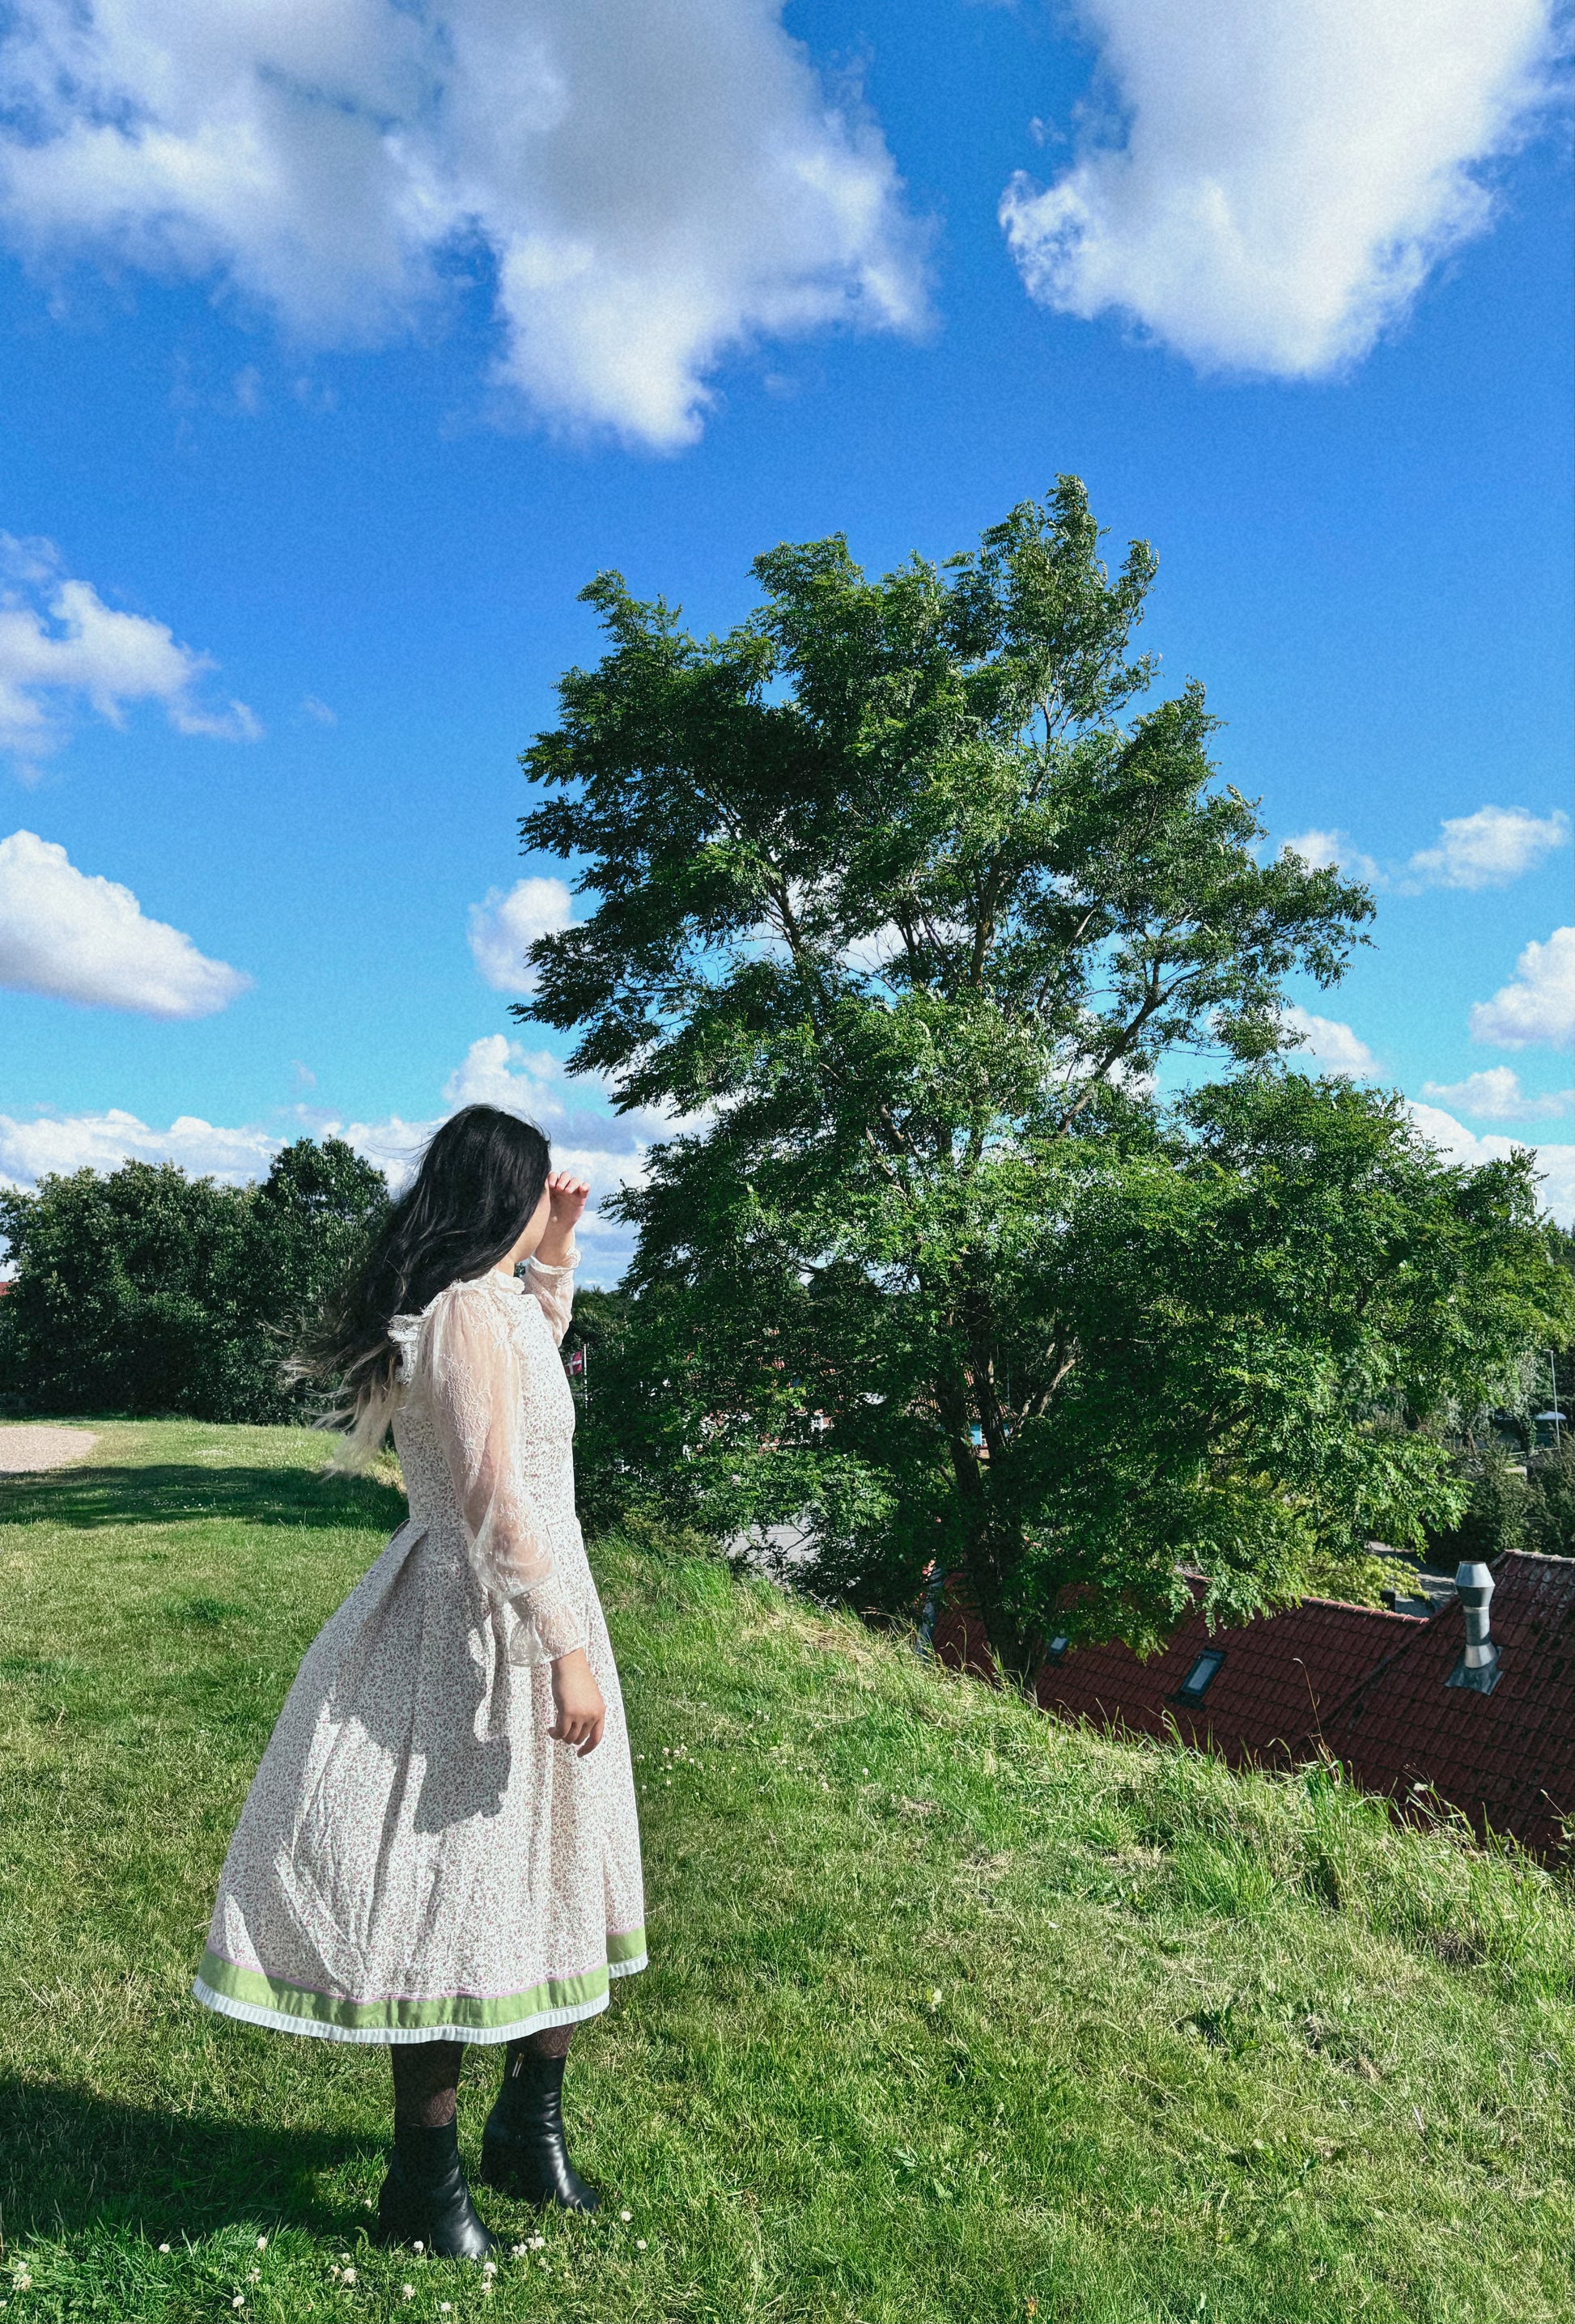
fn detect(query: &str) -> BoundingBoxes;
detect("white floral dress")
[194,1250,646,2044]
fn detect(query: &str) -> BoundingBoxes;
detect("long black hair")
[299,1105,551,1435]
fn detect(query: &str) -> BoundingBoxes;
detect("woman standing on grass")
[193,1105,646,2259]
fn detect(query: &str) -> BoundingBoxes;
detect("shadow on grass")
[0,2075,376,2242]
[0,1465,408,1536]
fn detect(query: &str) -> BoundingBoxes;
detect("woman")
[193,1106,646,2258]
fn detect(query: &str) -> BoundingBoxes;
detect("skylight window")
[1177,1649,1225,1700]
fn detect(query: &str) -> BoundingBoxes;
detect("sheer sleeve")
[418,1279,588,1662]
[522,1238,577,1345]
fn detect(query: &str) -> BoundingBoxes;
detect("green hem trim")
[198,1930,646,2034]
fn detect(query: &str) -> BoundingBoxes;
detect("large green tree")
[517,481,1573,1673]
[0,1138,388,1422]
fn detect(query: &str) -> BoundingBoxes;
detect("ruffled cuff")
[507,1571,589,1667]
[527,1238,578,1279]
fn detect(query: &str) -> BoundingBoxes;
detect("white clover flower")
[247,2270,261,2284]
[620,2208,632,2221]
[401,2287,414,2301]
[256,2237,267,2250]
[338,2253,351,2264]
[342,2267,357,2284]
[928,1988,943,2008]
[232,2300,244,2312]
[482,2262,496,2275]
[440,2304,452,2313]
[158,2245,172,2255]
[412,2242,424,2254]
[636,2237,647,2250]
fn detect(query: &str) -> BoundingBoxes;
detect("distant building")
[930,1551,1574,1859]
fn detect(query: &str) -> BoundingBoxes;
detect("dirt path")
[0,1424,99,1473]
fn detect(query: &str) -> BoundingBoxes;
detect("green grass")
[2,1419,1571,2324]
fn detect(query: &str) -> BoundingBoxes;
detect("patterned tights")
[391,2025,575,2128]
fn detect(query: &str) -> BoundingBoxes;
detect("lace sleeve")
[418,1279,588,1660]
[521,1238,577,1345]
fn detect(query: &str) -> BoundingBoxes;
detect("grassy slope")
[0,1421,1570,2324]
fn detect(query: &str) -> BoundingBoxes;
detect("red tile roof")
[1319,1551,1575,1857]
[932,1579,1424,1767]
[929,1552,1575,1856]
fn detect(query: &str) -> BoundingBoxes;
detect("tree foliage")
[0,1139,388,1422]
[517,481,1574,1673]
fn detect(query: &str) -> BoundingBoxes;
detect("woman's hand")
[534,1172,590,1270]
[547,1170,589,1231]
[549,1647,605,1754]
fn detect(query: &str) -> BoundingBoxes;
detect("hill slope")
[1,1420,1569,2324]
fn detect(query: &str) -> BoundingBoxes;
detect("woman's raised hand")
[546,1170,590,1231]
[549,1648,605,1754]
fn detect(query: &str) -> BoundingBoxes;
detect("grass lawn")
[1,1419,1570,2324]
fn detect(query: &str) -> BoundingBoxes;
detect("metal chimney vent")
[1445,1560,1501,1696]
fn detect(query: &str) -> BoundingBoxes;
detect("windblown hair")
[298,1105,551,1457]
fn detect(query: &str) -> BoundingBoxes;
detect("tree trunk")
[964,1536,1042,1692]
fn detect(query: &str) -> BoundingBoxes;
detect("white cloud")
[468,876,576,993]
[0,0,925,449]
[0,1105,276,1187]
[0,535,260,764]
[0,829,249,1016]
[1282,805,1569,895]
[1419,1067,1573,1122]
[1280,1002,1379,1078]
[1406,1101,1575,1227]
[1403,805,1569,892]
[1468,927,1575,1051]
[1000,0,1560,377]
[1281,829,1382,888]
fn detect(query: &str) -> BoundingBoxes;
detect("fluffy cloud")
[1280,1002,1378,1077]
[0,535,259,764]
[0,0,924,449]
[1001,0,1559,376]
[468,876,576,993]
[1419,1067,1573,1122]
[0,1105,275,1189]
[1402,805,1569,892]
[1405,1101,1574,1226]
[1468,927,1575,1051]
[1283,806,1569,894]
[0,829,249,1016]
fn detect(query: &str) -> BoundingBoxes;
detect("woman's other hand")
[549,1648,605,1754]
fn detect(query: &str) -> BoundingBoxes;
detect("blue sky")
[0,0,1570,1275]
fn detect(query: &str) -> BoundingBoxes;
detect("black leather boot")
[478,2049,601,2211]
[376,2120,499,2258]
